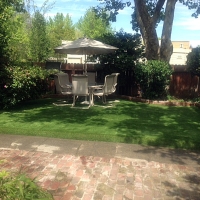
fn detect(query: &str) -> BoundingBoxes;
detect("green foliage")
[94,0,130,24]
[47,13,75,56]
[0,0,24,65]
[186,46,200,76]
[0,65,56,109]
[93,30,145,72]
[0,0,25,112]
[8,12,31,62]
[30,11,50,62]
[179,0,200,18]
[76,8,113,39]
[0,170,53,200]
[134,60,172,99]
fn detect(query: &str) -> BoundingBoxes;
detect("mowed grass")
[0,98,200,150]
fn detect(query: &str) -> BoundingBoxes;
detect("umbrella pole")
[83,54,88,103]
[84,54,87,74]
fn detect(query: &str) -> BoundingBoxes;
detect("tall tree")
[0,0,24,65]
[76,8,113,39]
[47,13,75,56]
[8,12,30,62]
[95,0,200,62]
[30,11,50,62]
[0,0,25,108]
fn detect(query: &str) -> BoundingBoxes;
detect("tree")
[47,13,75,56]
[8,12,31,62]
[95,30,144,70]
[95,0,200,63]
[30,11,50,62]
[0,0,25,109]
[76,8,113,39]
[187,46,200,76]
[0,0,24,65]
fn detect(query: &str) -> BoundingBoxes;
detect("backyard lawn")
[0,97,199,151]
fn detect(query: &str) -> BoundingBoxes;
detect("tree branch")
[152,0,166,25]
[134,0,151,28]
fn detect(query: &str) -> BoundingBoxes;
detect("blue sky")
[35,0,200,47]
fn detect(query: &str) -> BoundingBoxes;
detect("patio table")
[88,84,103,106]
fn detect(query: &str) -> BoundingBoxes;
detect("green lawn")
[0,98,200,150]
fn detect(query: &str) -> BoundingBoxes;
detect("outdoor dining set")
[54,72,120,108]
[53,37,120,108]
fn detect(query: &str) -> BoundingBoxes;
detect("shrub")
[0,170,53,200]
[134,60,172,99]
[187,46,200,76]
[0,65,57,109]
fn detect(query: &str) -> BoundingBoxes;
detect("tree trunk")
[160,0,177,62]
[134,0,165,60]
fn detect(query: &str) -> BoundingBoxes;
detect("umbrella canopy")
[54,37,118,55]
[54,37,118,73]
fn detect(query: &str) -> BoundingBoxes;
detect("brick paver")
[0,149,199,200]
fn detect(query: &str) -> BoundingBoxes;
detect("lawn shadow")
[1,98,200,153]
[112,101,200,150]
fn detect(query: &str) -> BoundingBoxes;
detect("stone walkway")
[0,134,200,199]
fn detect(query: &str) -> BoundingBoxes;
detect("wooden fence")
[169,72,200,98]
[45,62,200,99]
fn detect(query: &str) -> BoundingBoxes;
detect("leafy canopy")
[76,8,113,39]
[92,30,144,73]
[30,11,50,62]
[47,13,75,56]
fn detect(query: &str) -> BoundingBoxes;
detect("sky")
[35,0,200,47]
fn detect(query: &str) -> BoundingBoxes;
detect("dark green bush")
[134,60,172,99]
[187,46,200,76]
[0,65,57,109]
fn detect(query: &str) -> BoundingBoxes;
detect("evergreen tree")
[30,11,50,62]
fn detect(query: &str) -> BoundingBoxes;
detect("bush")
[0,170,53,200]
[0,65,57,109]
[187,46,200,76]
[134,60,172,99]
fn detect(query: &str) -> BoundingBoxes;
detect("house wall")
[169,41,191,65]
[172,41,190,49]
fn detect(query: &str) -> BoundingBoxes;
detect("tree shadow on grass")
[1,98,200,153]
[112,100,200,147]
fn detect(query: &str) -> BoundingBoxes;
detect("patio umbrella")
[54,37,118,73]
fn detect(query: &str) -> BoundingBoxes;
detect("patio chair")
[71,75,90,108]
[93,74,116,104]
[86,72,96,86]
[111,73,120,93]
[54,73,72,101]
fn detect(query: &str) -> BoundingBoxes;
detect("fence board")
[169,72,200,98]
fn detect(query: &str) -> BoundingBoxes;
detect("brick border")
[118,95,200,108]
[43,94,200,108]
